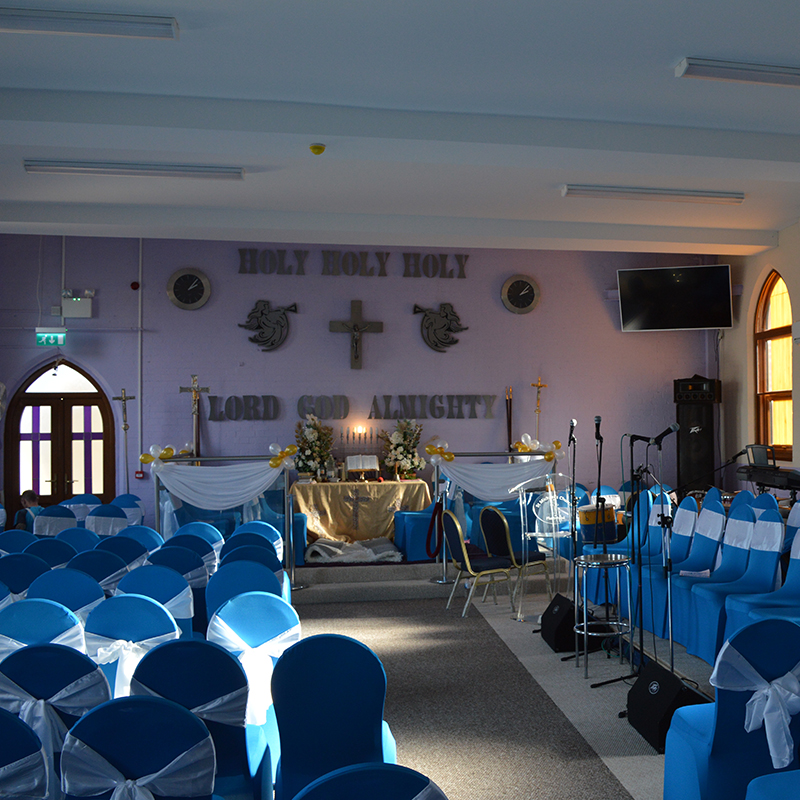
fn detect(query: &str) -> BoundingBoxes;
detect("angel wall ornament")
[413,303,468,352]
[239,300,298,351]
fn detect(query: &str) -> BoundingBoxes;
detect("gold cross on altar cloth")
[531,376,548,442]
[344,489,371,530]
[329,300,383,369]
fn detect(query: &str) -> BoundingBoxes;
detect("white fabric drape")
[0,746,48,800]
[439,460,552,501]
[710,641,800,769]
[85,630,179,698]
[0,624,86,662]
[206,615,300,725]
[129,677,247,728]
[61,731,215,800]
[0,668,110,798]
[155,462,283,511]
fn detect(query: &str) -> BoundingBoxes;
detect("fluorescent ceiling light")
[675,57,800,87]
[0,7,178,39]
[23,160,244,180]
[561,184,745,205]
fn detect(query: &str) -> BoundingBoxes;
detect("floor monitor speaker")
[540,593,610,653]
[626,660,710,752]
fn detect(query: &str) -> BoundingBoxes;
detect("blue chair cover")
[117,565,195,640]
[728,490,755,513]
[0,530,37,554]
[0,552,51,598]
[271,633,396,800]
[33,505,76,538]
[252,498,308,567]
[221,532,279,561]
[146,546,209,635]
[220,543,281,572]
[206,561,283,620]
[0,598,84,656]
[689,509,784,663]
[783,502,800,556]
[664,619,800,800]
[24,538,78,568]
[123,525,164,553]
[84,595,180,697]
[110,493,145,525]
[67,550,128,596]
[704,486,723,506]
[132,639,270,800]
[232,521,283,559]
[165,532,217,576]
[751,493,780,519]
[95,535,148,569]
[292,762,447,800]
[0,707,47,798]
[55,527,101,553]
[84,504,128,537]
[745,771,800,800]
[672,504,756,648]
[61,696,215,800]
[27,568,104,622]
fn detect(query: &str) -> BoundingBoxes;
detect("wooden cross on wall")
[329,300,383,369]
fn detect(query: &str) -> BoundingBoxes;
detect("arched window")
[755,272,792,460]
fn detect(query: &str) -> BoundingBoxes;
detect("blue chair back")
[209,591,299,650]
[27,568,104,621]
[147,545,207,581]
[95,535,148,568]
[0,530,37,554]
[33,505,77,538]
[728,490,755,512]
[752,493,780,519]
[0,552,50,596]
[292,763,446,800]
[0,598,82,648]
[56,527,101,553]
[206,561,282,619]
[164,533,216,565]
[272,634,388,800]
[670,496,699,562]
[117,565,194,639]
[61,696,215,800]
[232,521,283,554]
[85,503,128,537]
[709,504,756,582]
[24,538,77,568]
[220,545,282,573]
[674,498,726,572]
[110,494,144,525]
[123,525,164,553]
[220,532,279,561]
[0,707,47,793]
[175,521,224,547]
[67,550,128,595]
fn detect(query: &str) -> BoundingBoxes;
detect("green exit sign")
[35,329,66,346]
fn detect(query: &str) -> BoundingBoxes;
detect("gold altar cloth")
[291,480,431,542]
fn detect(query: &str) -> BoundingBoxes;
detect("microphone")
[626,433,651,444]
[568,418,577,444]
[650,422,680,447]
[731,448,748,460]
[594,415,602,442]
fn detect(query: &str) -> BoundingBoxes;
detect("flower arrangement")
[294,414,334,474]
[379,419,426,478]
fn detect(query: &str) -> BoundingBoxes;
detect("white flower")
[390,431,402,444]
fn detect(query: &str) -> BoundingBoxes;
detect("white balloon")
[269,443,282,455]
[555,449,567,460]
[529,439,540,451]
[437,440,449,450]
[284,458,295,470]
[149,444,161,457]
[521,433,532,446]
[430,454,442,466]
[184,442,193,453]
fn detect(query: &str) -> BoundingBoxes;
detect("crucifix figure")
[112,388,136,494]
[531,375,548,442]
[344,489,371,530]
[179,374,209,458]
[329,300,383,369]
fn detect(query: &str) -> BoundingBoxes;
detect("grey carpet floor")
[299,598,635,800]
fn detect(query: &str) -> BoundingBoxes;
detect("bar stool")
[573,552,633,678]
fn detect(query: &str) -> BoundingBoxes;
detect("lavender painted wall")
[1,233,713,517]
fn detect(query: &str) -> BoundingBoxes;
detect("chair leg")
[462,578,480,617]
[446,570,464,609]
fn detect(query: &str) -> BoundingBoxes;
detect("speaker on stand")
[674,376,721,493]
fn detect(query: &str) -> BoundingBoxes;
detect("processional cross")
[531,375,548,442]
[329,300,383,369]
[112,388,136,493]
[179,374,209,458]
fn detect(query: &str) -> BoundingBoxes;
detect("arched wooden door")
[3,360,115,522]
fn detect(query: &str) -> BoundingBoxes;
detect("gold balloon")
[269,456,282,468]
[443,451,455,462]
[544,451,555,462]
[425,444,437,455]
[514,441,524,451]
[161,447,175,459]
[552,440,562,450]
[139,453,155,464]
[285,444,298,456]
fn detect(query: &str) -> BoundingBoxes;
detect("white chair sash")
[723,516,754,549]
[750,518,784,552]
[0,668,110,797]
[414,781,448,800]
[61,730,215,800]
[710,641,800,769]
[0,746,48,800]
[144,559,207,589]
[0,593,13,612]
[672,506,697,538]
[695,508,726,542]
[85,517,128,537]
[85,630,179,698]
[129,677,247,728]
[61,504,90,523]
[200,550,218,577]
[206,615,300,725]
[0,623,86,662]
[33,517,74,538]
[98,567,130,596]
[72,596,104,626]
[121,508,144,526]
[115,586,193,621]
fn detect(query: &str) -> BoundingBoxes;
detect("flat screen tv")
[617,264,733,332]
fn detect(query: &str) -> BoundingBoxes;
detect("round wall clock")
[501,274,540,314]
[167,268,211,310]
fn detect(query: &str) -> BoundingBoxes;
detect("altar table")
[290,480,431,542]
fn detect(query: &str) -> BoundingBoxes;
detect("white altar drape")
[439,459,552,501]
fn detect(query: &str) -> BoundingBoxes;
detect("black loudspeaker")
[626,660,710,752]
[540,593,608,653]
[674,376,720,492]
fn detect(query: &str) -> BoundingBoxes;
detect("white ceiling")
[3,0,800,254]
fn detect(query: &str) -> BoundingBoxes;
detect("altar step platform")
[291,561,552,605]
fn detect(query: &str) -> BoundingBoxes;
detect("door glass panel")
[27,365,97,393]
[769,399,793,445]
[92,439,104,495]
[71,404,104,496]
[765,335,792,392]
[18,405,53,497]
